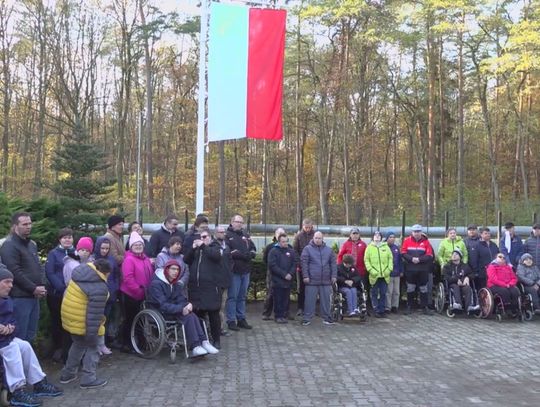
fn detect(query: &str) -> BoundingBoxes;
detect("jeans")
[339,287,358,314]
[272,286,291,319]
[371,278,388,314]
[226,273,250,323]
[12,297,40,343]
[450,283,472,310]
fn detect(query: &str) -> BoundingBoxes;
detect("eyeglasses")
[351,232,359,235]
[201,235,210,239]
[168,266,180,271]
[497,255,505,259]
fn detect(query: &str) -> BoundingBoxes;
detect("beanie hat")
[129,231,144,248]
[384,230,396,241]
[164,260,182,285]
[107,215,124,229]
[76,237,94,252]
[452,249,463,259]
[521,253,533,263]
[0,263,13,282]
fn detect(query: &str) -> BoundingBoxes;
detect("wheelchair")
[434,280,481,318]
[331,282,368,322]
[517,283,535,321]
[0,363,8,407]
[478,286,527,322]
[130,302,209,363]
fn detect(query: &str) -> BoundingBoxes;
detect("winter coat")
[516,259,540,287]
[124,235,152,258]
[0,296,16,349]
[215,239,233,289]
[442,261,473,285]
[103,230,125,266]
[61,263,109,340]
[470,240,499,278]
[524,236,540,268]
[45,245,74,297]
[464,236,480,267]
[364,242,393,285]
[92,241,121,304]
[300,241,337,286]
[292,229,314,257]
[336,264,362,289]
[268,244,297,288]
[437,236,468,266]
[401,235,434,274]
[155,248,189,290]
[63,256,82,286]
[499,234,524,268]
[0,234,44,298]
[185,240,222,311]
[147,269,189,317]
[149,225,185,258]
[337,239,368,277]
[226,226,257,275]
[487,262,517,289]
[120,251,154,301]
[388,242,403,277]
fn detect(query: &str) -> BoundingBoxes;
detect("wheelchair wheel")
[524,310,534,321]
[496,313,503,322]
[435,283,445,314]
[131,308,167,358]
[169,347,177,364]
[446,307,455,318]
[0,388,9,407]
[478,288,493,319]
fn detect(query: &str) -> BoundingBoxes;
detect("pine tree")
[51,122,114,230]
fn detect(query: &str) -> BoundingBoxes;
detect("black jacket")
[443,261,473,285]
[185,240,222,311]
[336,264,363,288]
[268,244,297,288]
[226,226,256,274]
[216,239,233,289]
[0,234,44,298]
[149,225,185,258]
[470,240,499,278]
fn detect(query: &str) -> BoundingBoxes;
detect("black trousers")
[490,286,520,312]
[121,293,142,348]
[273,286,291,319]
[46,294,72,360]
[195,309,221,344]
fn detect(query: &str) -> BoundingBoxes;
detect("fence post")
[401,210,406,239]
[184,209,189,233]
[497,211,502,242]
[247,212,251,234]
[299,209,303,231]
[533,212,537,225]
[214,208,219,227]
[376,210,380,230]
[444,211,449,231]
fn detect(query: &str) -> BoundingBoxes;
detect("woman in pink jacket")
[120,232,154,352]
[487,253,520,315]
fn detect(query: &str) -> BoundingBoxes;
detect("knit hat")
[350,227,360,234]
[164,260,182,285]
[0,263,13,281]
[129,231,144,248]
[521,253,533,263]
[76,237,94,252]
[384,230,396,241]
[107,215,124,229]
[467,224,478,230]
[452,249,463,259]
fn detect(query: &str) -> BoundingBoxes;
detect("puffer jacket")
[401,235,434,274]
[437,236,468,266]
[300,241,337,286]
[268,244,297,288]
[120,251,154,301]
[487,262,517,288]
[524,236,540,268]
[442,261,473,284]
[45,245,74,297]
[147,267,188,316]
[516,255,540,287]
[364,242,393,285]
[61,263,109,339]
[337,239,367,277]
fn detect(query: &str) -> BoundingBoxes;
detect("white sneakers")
[452,302,463,310]
[202,340,219,354]
[192,346,208,357]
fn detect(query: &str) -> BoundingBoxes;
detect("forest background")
[0,0,539,229]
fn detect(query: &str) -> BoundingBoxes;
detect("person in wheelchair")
[0,264,63,407]
[336,255,364,317]
[487,254,520,316]
[442,249,474,312]
[147,260,219,357]
[516,253,540,314]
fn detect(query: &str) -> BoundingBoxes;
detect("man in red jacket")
[401,224,434,315]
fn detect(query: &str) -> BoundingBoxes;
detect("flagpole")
[196,0,209,216]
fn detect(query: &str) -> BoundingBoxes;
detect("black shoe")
[423,307,434,315]
[227,322,240,331]
[120,345,136,354]
[80,378,108,389]
[212,341,221,350]
[32,378,63,397]
[374,313,382,318]
[237,319,253,329]
[404,306,412,315]
[391,307,398,313]
[10,388,42,407]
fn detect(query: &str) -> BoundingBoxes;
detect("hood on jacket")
[156,259,182,285]
[71,263,106,284]
[520,253,534,265]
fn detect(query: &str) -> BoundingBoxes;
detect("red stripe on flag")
[246,8,286,141]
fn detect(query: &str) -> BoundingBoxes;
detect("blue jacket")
[268,244,297,288]
[93,238,121,304]
[300,241,337,286]
[499,235,524,268]
[0,296,16,349]
[147,269,188,317]
[388,242,403,277]
[45,245,74,297]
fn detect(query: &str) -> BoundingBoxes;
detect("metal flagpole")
[135,112,143,222]
[196,0,209,215]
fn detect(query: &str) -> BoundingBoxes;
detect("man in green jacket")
[438,228,468,267]
[364,231,393,318]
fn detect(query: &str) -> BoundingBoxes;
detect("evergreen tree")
[50,122,114,230]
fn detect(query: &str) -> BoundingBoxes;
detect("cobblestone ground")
[43,302,540,407]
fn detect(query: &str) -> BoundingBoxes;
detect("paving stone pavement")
[42,302,540,407]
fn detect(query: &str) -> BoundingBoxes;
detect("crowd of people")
[1,211,540,407]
